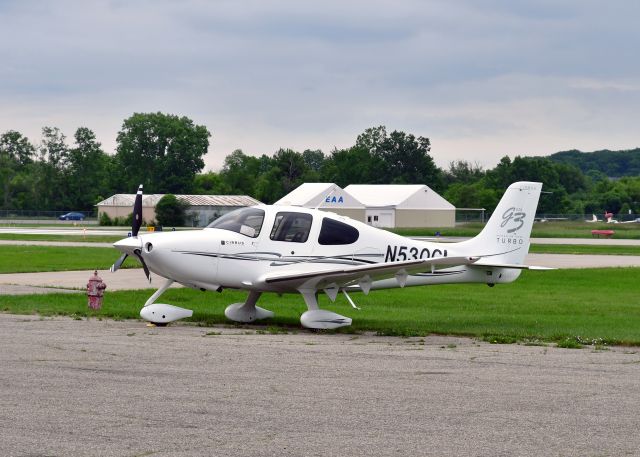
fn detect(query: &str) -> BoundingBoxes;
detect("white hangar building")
[96,194,262,227]
[274,183,366,221]
[344,184,455,228]
[276,183,455,228]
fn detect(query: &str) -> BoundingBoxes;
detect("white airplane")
[110,181,550,329]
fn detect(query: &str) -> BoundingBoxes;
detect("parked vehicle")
[58,212,85,221]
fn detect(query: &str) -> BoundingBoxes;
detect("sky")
[1,0,639,171]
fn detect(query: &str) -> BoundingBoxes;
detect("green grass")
[0,245,138,273]
[392,221,640,239]
[529,244,640,255]
[0,233,122,243]
[2,268,639,345]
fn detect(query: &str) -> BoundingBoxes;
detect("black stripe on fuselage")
[174,250,382,266]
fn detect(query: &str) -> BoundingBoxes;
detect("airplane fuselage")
[117,205,520,294]
[112,182,544,327]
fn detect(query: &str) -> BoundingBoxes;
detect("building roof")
[344,184,454,209]
[274,183,335,206]
[274,183,364,208]
[96,194,262,207]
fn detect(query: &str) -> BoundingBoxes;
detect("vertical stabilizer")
[456,182,543,264]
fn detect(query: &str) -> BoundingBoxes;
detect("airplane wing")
[259,256,480,292]
[470,261,555,271]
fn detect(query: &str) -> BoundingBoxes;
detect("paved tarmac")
[0,269,170,293]
[1,313,638,457]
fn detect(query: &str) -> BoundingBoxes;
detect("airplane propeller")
[110,252,128,272]
[134,249,151,282]
[109,184,151,282]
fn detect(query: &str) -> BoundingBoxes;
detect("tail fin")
[457,182,543,265]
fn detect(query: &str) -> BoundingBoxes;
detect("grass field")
[0,233,122,243]
[0,245,139,273]
[528,244,640,255]
[393,221,640,239]
[2,268,639,346]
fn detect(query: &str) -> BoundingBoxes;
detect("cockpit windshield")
[206,207,265,238]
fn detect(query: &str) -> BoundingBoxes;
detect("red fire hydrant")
[87,270,107,310]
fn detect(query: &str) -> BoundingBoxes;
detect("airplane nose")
[113,236,142,254]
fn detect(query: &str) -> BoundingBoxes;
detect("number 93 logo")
[501,207,526,233]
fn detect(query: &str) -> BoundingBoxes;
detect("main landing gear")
[224,291,275,322]
[224,289,352,330]
[138,281,354,330]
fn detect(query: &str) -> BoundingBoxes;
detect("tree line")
[1,112,639,217]
[550,148,640,178]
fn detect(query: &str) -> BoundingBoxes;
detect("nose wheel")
[139,278,193,324]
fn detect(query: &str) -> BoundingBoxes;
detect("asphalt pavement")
[1,314,638,457]
[2,230,640,456]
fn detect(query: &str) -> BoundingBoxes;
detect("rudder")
[457,181,543,264]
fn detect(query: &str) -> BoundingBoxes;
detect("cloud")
[1,0,638,172]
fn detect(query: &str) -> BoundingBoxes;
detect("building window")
[373,215,379,222]
[367,216,372,223]
[270,212,313,242]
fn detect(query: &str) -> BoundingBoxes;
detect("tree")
[36,127,70,210]
[193,171,231,195]
[155,194,189,227]
[322,146,376,186]
[485,156,513,189]
[302,149,325,173]
[379,130,440,187]
[272,148,308,195]
[66,127,112,211]
[444,181,501,213]
[0,130,35,209]
[444,161,484,187]
[115,112,210,193]
[253,166,285,203]
[355,126,388,153]
[354,126,442,189]
[219,149,261,195]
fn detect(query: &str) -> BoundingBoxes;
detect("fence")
[0,210,97,219]
[456,210,640,224]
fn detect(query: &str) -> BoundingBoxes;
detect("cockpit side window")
[318,217,359,245]
[206,207,265,238]
[270,212,313,243]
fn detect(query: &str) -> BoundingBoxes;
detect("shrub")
[99,212,112,226]
[155,194,188,227]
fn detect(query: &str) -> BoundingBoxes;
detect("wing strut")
[342,289,360,310]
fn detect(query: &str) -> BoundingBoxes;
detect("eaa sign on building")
[325,195,344,204]
[274,183,366,221]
